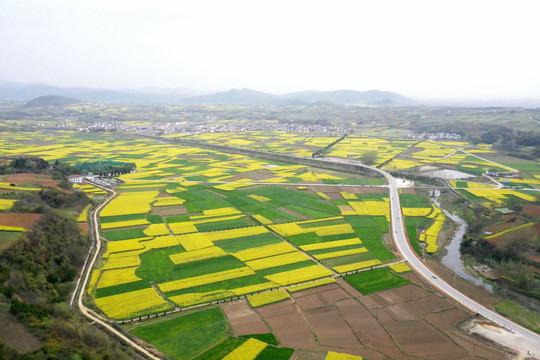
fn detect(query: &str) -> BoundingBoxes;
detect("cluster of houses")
[485,169,519,178]
[67,174,122,188]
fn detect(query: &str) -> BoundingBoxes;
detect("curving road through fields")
[369,163,540,355]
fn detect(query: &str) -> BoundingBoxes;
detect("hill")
[22,95,80,108]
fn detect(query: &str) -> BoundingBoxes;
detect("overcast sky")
[1,0,539,99]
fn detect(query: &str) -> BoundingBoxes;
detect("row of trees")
[460,204,540,299]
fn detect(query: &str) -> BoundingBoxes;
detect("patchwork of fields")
[1,130,538,359]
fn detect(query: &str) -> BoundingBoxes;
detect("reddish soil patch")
[303,306,362,348]
[79,222,89,234]
[3,173,61,189]
[221,300,269,336]
[256,301,318,349]
[155,192,173,198]
[502,213,517,221]
[523,205,540,217]
[0,213,42,228]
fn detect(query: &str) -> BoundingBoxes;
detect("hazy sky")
[1,0,539,99]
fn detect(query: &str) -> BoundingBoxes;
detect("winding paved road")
[373,164,540,355]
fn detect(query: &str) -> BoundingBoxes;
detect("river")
[433,194,494,293]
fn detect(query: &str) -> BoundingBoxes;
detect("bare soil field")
[3,173,61,189]
[151,205,188,215]
[0,213,42,228]
[221,300,269,336]
[250,275,507,359]
[79,222,89,234]
[523,205,540,217]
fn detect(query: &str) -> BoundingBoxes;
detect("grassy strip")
[103,228,147,241]
[344,267,410,295]
[405,224,421,256]
[494,300,540,334]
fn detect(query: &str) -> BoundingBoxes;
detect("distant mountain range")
[0,80,414,106]
[179,88,414,106]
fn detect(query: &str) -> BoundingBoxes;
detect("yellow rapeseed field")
[245,251,310,270]
[251,214,272,225]
[247,289,289,308]
[300,237,362,251]
[169,246,226,265]
[326,351,363,360]
[168,290,233,307]
[313,247,367,260]
[265,265,333,286]
[98,267,142,288]
[143,223,170,236]
[176,232,213,251]
[232,242,297,262]
[101,191,158,216]
[389,263,412,273]
[94,287,172,319]
[333,259,381,273]
[159,267,255,293]
[223,338,267,360]
[230,282,278,296]
[0,199,16,210]
[101,218,150,230]
[168,221,198,234]
[402,207,432,217]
